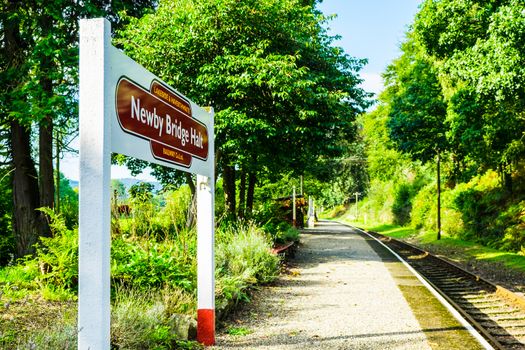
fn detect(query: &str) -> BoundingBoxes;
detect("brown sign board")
[115,77,209,167]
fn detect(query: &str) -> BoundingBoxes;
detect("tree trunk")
[185,173,196,228]
[5,3,44,256]
[37,15,54,237]
[11,121,42,257]
[39,114,54,211]
[246,172,256,214]
[222,164,236,215]
[238,170,246,218]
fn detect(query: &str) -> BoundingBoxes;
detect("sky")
[60,0,422,181]
[318,0,422,96]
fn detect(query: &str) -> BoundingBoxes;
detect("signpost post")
[79,18,215,349]
[354,192,360,220]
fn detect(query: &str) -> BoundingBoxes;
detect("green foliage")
[0,168,14,266]
[410,184,436,231]
[500,201,525,252]
[111,179,127,201]
[353,0,525,261]
[281,227,300,243]
[57,173,79,229]
[115,185,194,240]
[392,183,413,226]
[322,204,347,219]
[111,289,184,349]
[0,260,40,300]
[1,189,281,348]
[413,0,525,174]
[159,185,193,235]
[115,0,370,215]
[216,222,280,286]
[35,208,78,290]
[449,170,524,250]
[250,199,300,243]
[362,106,411,182]
[129,182,155,202]
[226,327,252,336]
[120,196,164,238]
[385,38,448,162]
[111,234,196,291]
[406,170,525,252]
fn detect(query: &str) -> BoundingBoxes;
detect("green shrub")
[500,201,525,251]
[0,260,40,300]
[0,171,13,266]
[111,290,177,349]
[281,226,300,242]
[111,234,196,292]
[323,204,347,219]
[57,173,79,229]
[36,210,78,290]
[159,185,192,235]
[261,220,298,244]
[216,222,279,285]
[450,171,507,246]
[18,324,78,350]
[411,183,435,230]
[1,184,284,349]
[392,183,412,225]
[358,179,395,223]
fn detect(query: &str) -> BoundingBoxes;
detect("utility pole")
[292,186,297,227]
[437,151,441,240]
[354,192,360,221]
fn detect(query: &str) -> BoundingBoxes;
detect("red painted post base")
[197,309,215,346]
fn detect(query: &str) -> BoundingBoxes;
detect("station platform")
[214,221,487,349]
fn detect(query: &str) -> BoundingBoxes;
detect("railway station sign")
[79,18,215,350]
[115,77,209,168]
[106,43,213,177]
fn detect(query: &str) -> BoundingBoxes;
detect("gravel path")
[212,221,433,349]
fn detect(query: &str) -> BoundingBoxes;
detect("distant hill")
[117,178,162,192]
[69,179,79,189]
[68,178,162,193]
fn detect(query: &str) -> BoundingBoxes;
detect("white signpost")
[79,18,215,349]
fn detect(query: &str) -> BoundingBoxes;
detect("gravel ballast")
[212,221,445,349]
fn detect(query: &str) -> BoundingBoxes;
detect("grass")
[226,326,252,336]
[340,217,525,275]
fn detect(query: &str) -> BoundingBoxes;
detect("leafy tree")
[413,0,525,189]
[129,182,155,203]
[361,104,412,183]
[385,39,448,162]
[384,38,448,238]
[116,0,369,216]
[0,0,155,257]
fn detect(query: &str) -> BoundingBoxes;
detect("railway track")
[362,229,525,350]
